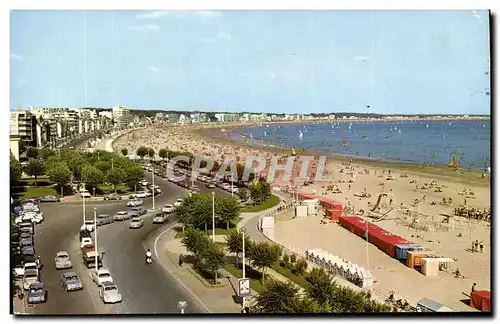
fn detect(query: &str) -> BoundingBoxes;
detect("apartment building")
[112,105,132,128]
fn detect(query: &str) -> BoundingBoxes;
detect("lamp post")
[177,300,187,314]
[152,153,155,210]
[211,191,215,241]
[241,226,247,311]
[82,183,86,226]
[94,207,98,271]
[231,173,234,197]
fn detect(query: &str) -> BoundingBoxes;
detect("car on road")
[39,195,60,203]
[23,269,39,290]
[20,238,34,248]
[22,203,40,213]
[191,185,200,193]
[22,246,36,257]
[206,182,215,188]
[140,180,149,187]
[80,191,92,198]
[96,214,114,226]
[221,183,231,190]
[27,282,47,304]
[130,191,149,199]
[173,198,184,207]
[80,237,93,248]
[161,204,174,213]
[229,186,239,193]
[129,217,145,229]
[114,211,131,221]
[20,232,34,243]
[61,272,83,291]
[90,268,114,286]
[80,220,95,232]
[104,193,122,201]
[153,213,169,224]
[54,251,72,269]
[99,282,123,304]
[130,207,147,216]
[127,198,144,207]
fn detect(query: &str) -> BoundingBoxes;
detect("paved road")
[30,172,229,314]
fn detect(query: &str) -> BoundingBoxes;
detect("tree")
[199,243,226,284]
[25,159,45,186]
[238,188,249,201]
[40,148,56,160]
[10,155,23,186]
[305,268,338,305]
[181,228,211,256]
[94,161,111,174]
[106,168,127,192]
[224,230,252,267]
[136,146,148,159]
[254,280,300,313]
[284,296,333,313]
[26,147,39,159]
[247,242,281,281]
[125,164,144,190]
[121,148,128,157]
[44,156,62,174]
[250,178,271,204]
[216,196,241,230]
[66,154,87,180]
[47,162,72,192]
[147,148,155,159]
[158,148,168,160]
[81,165,104,191]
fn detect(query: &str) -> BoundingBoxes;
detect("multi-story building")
[167,113,180,123]
[10,111,38,160]
[215,113,240,123]
[112,106,132,128]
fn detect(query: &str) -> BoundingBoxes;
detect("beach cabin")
[295,205,308,218]
[395,244,423,261]
[260,216,275,239]
[470,291,491,312]
[417,298,454,312]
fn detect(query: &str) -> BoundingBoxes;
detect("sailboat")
[264,130,267,137]
[426,124,429,128]
[298,130,303,139]
[449,156,457,169]
[348,123,352,130]
[291,148,297,156]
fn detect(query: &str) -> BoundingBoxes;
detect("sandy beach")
[113,123,490,311]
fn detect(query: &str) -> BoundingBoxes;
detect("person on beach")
[474,240,479,252]
[472,241,475,252]
[479,241,484,253]
[471,283,477,292]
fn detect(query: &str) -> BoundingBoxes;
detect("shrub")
[290,253,297,263]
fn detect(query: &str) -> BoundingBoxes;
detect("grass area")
[17,186,58,199]
[241,195,281,213]
[223,263,266,293]
[96,185,133,195]
[272,262,309,288]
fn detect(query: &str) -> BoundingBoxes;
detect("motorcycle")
[145,257,152,264]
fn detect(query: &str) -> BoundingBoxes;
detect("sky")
[10,10,491,115]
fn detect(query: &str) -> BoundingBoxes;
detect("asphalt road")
[30,172,229,314]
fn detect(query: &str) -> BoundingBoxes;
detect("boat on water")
[449,156,457,169]
[298,130,303,139]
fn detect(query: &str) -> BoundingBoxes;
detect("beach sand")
[113,123,490,311]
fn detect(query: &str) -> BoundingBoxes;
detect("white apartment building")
[112,105,132,128]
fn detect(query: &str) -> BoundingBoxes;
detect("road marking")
[153,224,211,313]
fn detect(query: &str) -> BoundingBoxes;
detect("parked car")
[80,220,95,232]
[140,180,149,187]
[80,192,92,198]
[39,195,60,203]
[129,217,145,229]
[114,211,131,221]
[206,182,215,188]
[99,282,122,304]
[80,237,93,248]
[130,207,147,216]
[191,185,200,193]
[27,282,47,304]
[23,269,39,290]
[104,193,122,201]
[130,191,149,199]
[54,251,72,269]
[90,268,113,286]
[127,199,144,207]
[161,204,174,213]
[153,213,169,224]
[96,214,114,226]
[173,198,184,207]
[61,272,83,291]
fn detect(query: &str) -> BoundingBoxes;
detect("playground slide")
[371,193,387,212]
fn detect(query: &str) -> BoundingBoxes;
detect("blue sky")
[10,10,490,114]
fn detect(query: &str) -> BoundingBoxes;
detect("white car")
[230,186,239,193]
[132,191,149,199]
[80,191,92,198]
[99,282,123,304]
[81,237,93,248]
[13,262,38,278]
[221,183,231,190]
[80,220,95,232]
[16,212,44,224]
[173,198,184,207]
[22,204,40,213]
[23,270,39,290]
[140,180,149,187]
[114,211,131,221]
[129,217,145,229]
[153,213,168,224]
[127,199,144,207]
[90,268,113,286]
[54,251,72,269]
[161,204,174,213]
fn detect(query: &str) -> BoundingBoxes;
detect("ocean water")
[231,120,491,170]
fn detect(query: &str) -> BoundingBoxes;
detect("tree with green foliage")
[238,188,249,201]
[81,165,104,191]
[25,158,45,186]
[47,162,72,192]
[26,147,39,159]
[66,153,87,181]
[106,168,127,192]
[250,178,271,204]
[94,160,111,174]
[121,148,128,157]
[305,268,338,305]
[40,148,57,160]
[124,164,144,190]
[43,156,62,173]
[198,243,226,284]
[158,148,168,160]
[254,280,301,313]
[224,229,252,268]
[10,155,23,186]
[293,257,308,275]
[247,242,281,282]
[136,146,148,159]
[284,296,333,313]
[147,148,155,159]
[181,228,211,256]
[216,196,241,230]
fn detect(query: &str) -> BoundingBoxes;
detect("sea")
[225,120,491,171]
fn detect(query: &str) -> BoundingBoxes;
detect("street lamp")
[211,191,215,241]
[177,300,187,314]
[240,226,247,311]
[231,172,234,197]
[94,207,99,271]
[82,183,86,226]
